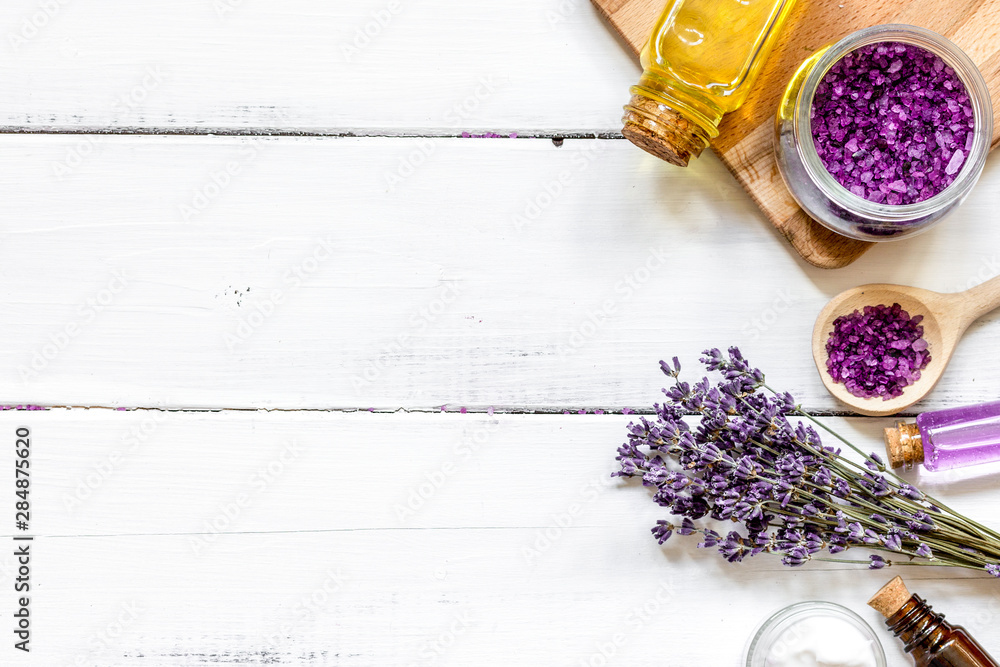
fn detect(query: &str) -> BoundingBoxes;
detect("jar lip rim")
[793,24,993,221]
[743,601,887,667]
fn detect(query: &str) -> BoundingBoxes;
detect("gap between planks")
[3,405,912,417]
[0,126,625,139]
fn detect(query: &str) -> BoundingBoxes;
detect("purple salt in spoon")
[812,275,1000,416]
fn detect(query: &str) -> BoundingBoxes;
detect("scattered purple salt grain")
[811,41,974,205]
[825,303,931,400]
[460,132,518,139]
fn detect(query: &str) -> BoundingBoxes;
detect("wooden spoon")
[812,275,1000,416]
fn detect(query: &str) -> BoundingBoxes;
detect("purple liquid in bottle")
[916,400,1000,471]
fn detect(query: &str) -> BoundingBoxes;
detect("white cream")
[764,615,879,667]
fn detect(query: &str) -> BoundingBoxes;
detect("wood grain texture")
[4,136,1000,413]
[4,410,1000,665]
[0,0,638,134]
[3,3,1000,664]
[591,0,1000,269]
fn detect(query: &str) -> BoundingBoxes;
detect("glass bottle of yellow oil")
[622,0,798,166]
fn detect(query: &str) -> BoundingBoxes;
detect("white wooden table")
[2,1,1000,664]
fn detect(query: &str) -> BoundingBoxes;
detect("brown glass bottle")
[885,593,999,667]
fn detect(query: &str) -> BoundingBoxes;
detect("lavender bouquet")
[614,347,1000,577]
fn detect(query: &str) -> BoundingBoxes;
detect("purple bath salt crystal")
[945,149,965,175]
[811,41,974,205]
[825,303,932,401]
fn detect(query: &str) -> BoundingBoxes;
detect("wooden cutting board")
[593,0,1000,268]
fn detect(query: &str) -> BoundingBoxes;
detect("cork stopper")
[621,93,710,167]
[868,576,912,619]
[884,422,923,470]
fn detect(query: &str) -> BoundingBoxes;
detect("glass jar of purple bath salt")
[774,25,992,241]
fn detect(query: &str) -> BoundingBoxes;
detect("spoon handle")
[957,273,1000,325]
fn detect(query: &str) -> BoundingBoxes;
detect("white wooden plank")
[6,5,999,667]
[0,0,637,133]
[2,410,999,665]
[1,135,999,411]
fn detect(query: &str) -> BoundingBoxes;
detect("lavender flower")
[615,347,1000,578]
[651,520,674,545]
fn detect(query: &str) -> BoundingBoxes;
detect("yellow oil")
[623,0,798,166]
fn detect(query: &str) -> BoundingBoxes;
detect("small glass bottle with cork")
[884,400,1000,472]
[869,576,1000,667]
[621,0,798,166]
